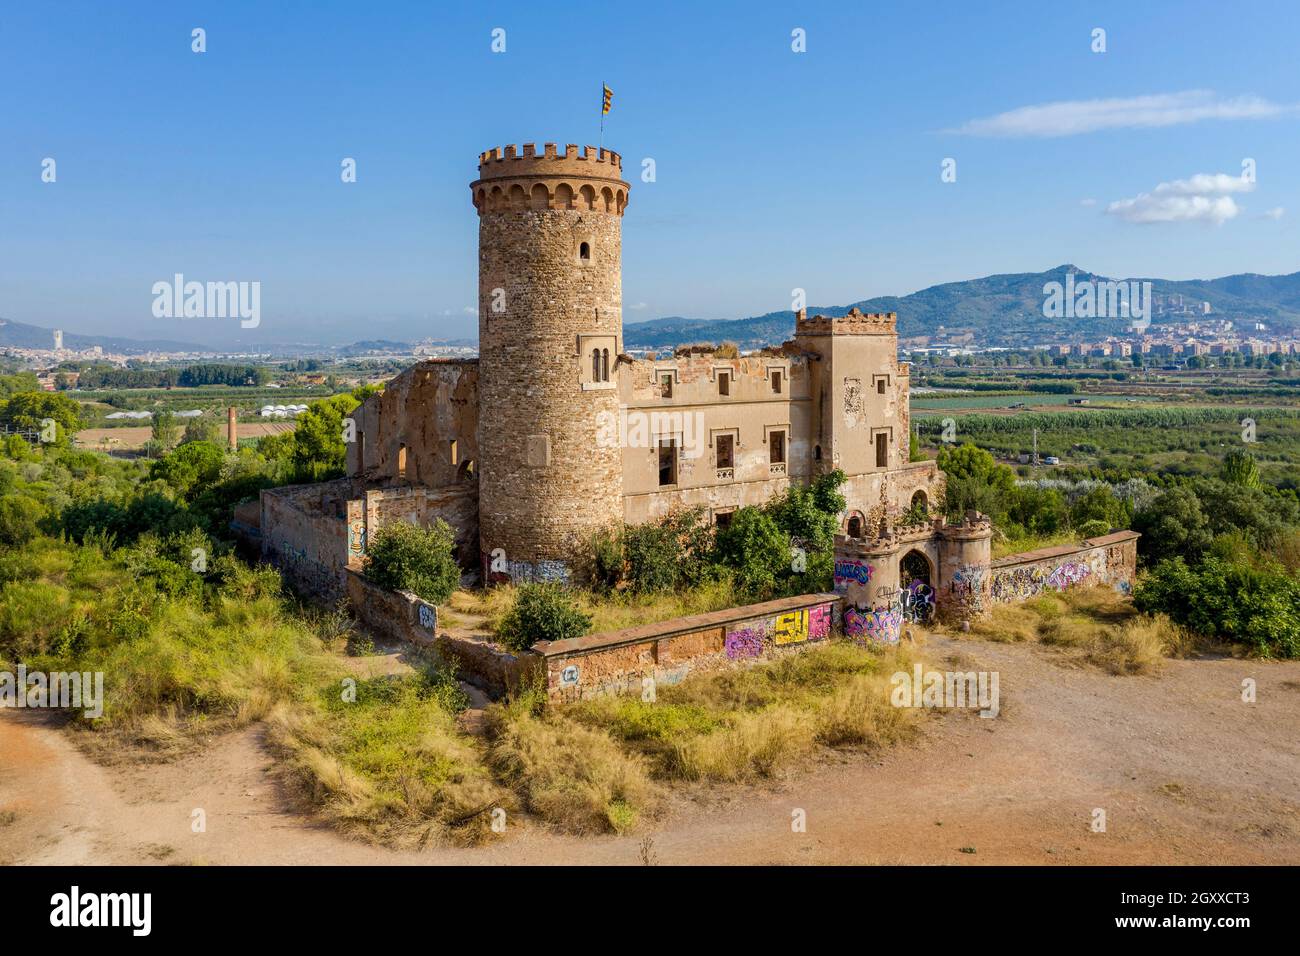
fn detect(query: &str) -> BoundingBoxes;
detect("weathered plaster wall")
[260,481,352,600]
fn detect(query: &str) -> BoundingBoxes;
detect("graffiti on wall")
[833,559,873,593]
[725,623,767,660]
[899,579,935,623]
[844,605,902,644]
[724,603,833,659]
[774,610,810,646]
[991,560,1094,602]
[950,565,987,613]
[347,519,366,559]
[417,603,437,632]
[809,603,831,640]
[485,553,573,586]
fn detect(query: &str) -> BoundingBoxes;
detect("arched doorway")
[898,549,935,623]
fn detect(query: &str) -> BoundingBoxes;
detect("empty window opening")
[877,378,887,395]
[814,444,822,461]
[601,348,610,382]
[718,372,730,396]
[397,443,408,479]
[714,510,734,531]
[770,370,782,394]
[579,241,591,260]
[716,434,735,470]
[911,490,928,514]
[592,348,601,381]
[769,430,786,465]
[658,438,678,486]
[660,373,673,398]
[847,514,864,538]
[458,459,475,480]
[875,432,889,468]
[449,439,459,466]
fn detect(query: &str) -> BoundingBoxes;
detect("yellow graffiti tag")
[774,610,809,645]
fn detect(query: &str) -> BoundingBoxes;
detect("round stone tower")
[470,142,630,582]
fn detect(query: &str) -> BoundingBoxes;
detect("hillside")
[0,317,207,353]
[624,265,1300,350]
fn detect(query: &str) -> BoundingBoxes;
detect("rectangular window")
[449,439,458,466]
[875,432,888,468]
[714,510,734,530]
[660,374,673,399]
[769,430,786,465]
[770,370,782,394]
[877,378,887,395]
[718,372,730,396]
[658,438,678,486]
[716,434,734,469]
[397,443,408,479]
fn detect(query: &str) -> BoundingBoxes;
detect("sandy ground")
[2,634,1298,866]
[74,422,294,450]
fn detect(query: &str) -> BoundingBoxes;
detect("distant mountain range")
[0,317,208,353]
[623,265,1300,350]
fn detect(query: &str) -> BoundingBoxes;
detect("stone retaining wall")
[987,530,1139,604]
[532,592,839,703]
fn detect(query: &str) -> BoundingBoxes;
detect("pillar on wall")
[833,534,906,643]
[936,510,994,623]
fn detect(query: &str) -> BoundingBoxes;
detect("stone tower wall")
[471,143,630,580]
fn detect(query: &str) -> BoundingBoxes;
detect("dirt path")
[3,635,1298,865]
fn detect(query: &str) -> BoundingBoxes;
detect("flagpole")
[599,80,605,150]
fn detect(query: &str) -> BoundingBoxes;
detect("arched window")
[600,348,610,382]
[910,490,928,514]
[592,348,601,381]
[847,514,863,538]
[579,241,591,261]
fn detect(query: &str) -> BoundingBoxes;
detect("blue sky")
[2,0,1297,348]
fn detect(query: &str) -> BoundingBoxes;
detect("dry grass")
[959,585,1190,674]
[484,691,657,834]
[567,641,929,785]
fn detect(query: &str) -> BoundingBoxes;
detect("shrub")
[362,519,460,605]
[712,506,788,598]
[496,583,592,652]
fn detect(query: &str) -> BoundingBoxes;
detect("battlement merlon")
[793,307,898,336]
[474,142,625,182]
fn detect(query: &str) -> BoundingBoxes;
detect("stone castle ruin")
[251,140,1137,649]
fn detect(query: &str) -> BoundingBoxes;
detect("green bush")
[712,506,788,599]
[362,520,460,605]
[497,583,592,652]
[1134,556,1300,658]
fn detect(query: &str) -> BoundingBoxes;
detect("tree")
[150,441,226,498]
[1220,450,1261,489]
[936,443,1017,522]
[496,583,592,652]
[1131,487,1213,564]
[151,409,177,451]
[713,506,789,598]
[0,390,81,441]
[362,519,461,605]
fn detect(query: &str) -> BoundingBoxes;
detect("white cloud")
[628,301,649,310]
[1106,172,1254,225]
[1262,206,1286,220]
[953,90,1293,138]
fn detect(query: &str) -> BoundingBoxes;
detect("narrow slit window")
[601,348,610,382]
[397,443,408,479]
[579,241,591,260]
[592,349,601,381]
[449,439,458,466]
[875,432,889,468]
